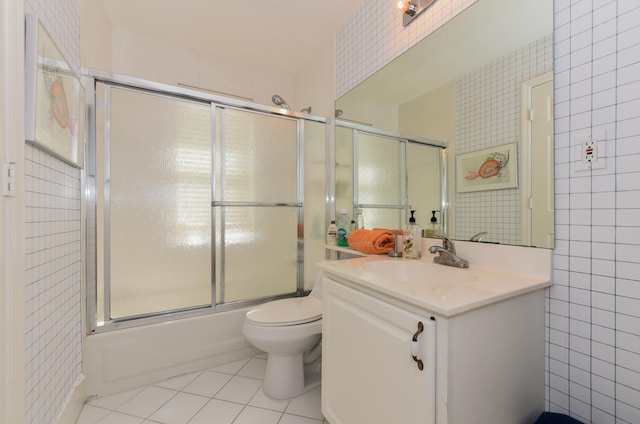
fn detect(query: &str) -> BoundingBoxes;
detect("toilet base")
[263,353,321,399]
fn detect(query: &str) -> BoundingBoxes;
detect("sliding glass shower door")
[91,78,309,328]
[214,108,300,304]
[102,86,213,320]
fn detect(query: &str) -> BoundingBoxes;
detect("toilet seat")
[246,297,322,327]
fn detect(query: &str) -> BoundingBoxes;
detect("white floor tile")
[77,355,324,424]
[232,406,282,424]
[147,392,208,424]
[248,387,289,412]
[236,358,267,379]
[87,387,144,410]
[279,414,325,424]
[117,386,177,418]
[209,358,250,375]
[182,370,233,398]
[98,411,146,424]
[154,371,201,391]
[214,376,262,404]
[285,387,323,420]
[187,399,243,424]
[74,404,111,424]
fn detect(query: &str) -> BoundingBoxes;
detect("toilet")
[242,279,323,399]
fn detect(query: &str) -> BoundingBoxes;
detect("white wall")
[337,0,640,423]
[1,0,26,422]
[80,1,332,115]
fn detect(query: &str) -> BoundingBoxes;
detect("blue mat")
[534,412,584,424]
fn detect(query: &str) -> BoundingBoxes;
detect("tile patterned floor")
[76,356,328,424]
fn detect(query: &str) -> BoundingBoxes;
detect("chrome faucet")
[428,236,469,268]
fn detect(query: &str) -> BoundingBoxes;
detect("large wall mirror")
[335,0,554,248]
[335,121,446,233]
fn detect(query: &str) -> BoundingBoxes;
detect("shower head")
[335,109,343,118]
[301,106,312,114]
[272,94,291,110]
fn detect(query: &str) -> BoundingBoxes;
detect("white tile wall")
[454,35,553,245]
[23,0,82,423]
[337,0,640,423]
[24,144,83,424]
[335,0,478,98]
[25,0,80,75]
[549,1,640,422]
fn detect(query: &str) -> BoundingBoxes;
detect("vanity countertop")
[317,254,552,317]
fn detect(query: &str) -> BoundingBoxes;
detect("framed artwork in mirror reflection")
[456,143,518,193]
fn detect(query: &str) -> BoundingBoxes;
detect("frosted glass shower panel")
[214,108,301,303]
[219,109,298,203]
[335,125,354,215]
[216,207,299,303]
[303,121,327,290]
[358,134,405,206]
[107,87,212,319]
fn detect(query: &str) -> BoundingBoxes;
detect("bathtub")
[84,306,259,398]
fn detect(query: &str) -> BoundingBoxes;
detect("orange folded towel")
[347,229,395,255]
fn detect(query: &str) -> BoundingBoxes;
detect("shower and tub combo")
[84,71,328,398]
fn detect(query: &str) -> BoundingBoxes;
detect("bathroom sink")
[362,259,478,284]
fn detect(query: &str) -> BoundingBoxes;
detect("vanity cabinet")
[322,278,436,424]
[321,274,546,424]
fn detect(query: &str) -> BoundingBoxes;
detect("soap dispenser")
[425,210,441,238]
[403,210,422,259]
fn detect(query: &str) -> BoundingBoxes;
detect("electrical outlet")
[573,135,606,173]
[583,139,596,163]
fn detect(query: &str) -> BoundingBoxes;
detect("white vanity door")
[322,277,436,424]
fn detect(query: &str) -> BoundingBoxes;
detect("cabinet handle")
[411,321,424,371]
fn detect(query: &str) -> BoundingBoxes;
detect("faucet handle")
[438,235,456,253]
[470,231,487,242]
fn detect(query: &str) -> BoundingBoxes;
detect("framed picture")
[25,14,85,168]
[456,143,518,193]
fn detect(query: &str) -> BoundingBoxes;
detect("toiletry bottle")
[426,210,440,238]
[403,210,422,258]
[355,208,364,229]
[327,220,338,246]
[337,209,350,247]
[350,219,356,232]
[411,210,422,258]
[430,210,442,238]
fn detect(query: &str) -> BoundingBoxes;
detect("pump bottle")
[403,210,422,258]
[425,210,441,238]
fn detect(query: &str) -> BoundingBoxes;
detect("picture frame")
[25,14,85,168]
[456,143,518,193]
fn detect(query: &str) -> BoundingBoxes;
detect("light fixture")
[397,0,438,26]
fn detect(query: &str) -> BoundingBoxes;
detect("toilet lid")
[246,296,322,326]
